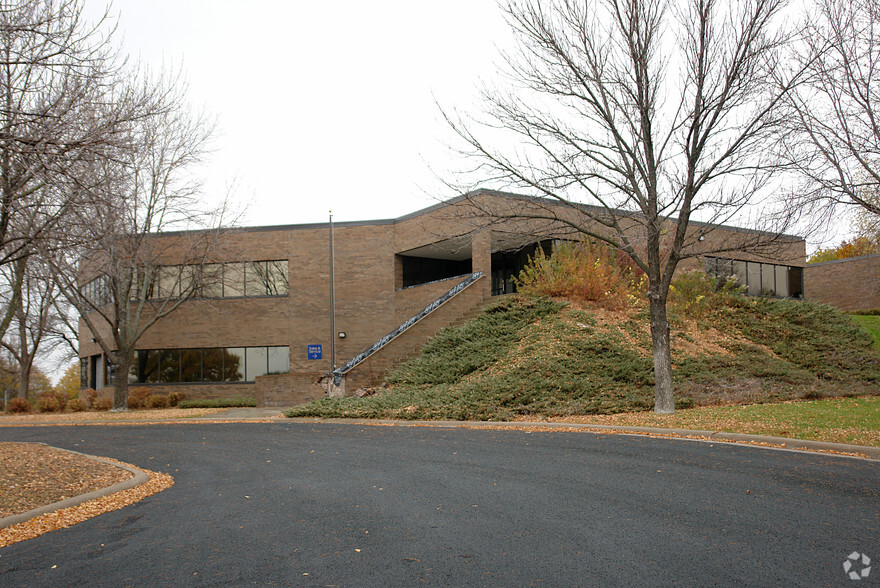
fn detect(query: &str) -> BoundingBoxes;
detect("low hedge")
[177,396,256,409]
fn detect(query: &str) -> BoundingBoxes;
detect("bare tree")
[0,254,64,399]
[46,70,232,410]
[0,0,134,342]
[784,0,880,222]
[445,0,804,413]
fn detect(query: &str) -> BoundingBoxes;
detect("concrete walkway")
[188,407,286,420]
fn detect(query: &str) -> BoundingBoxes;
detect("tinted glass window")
[157,266,180,298]
[224,263,245,297]
[159,349,181,383]
[245,261,268,296]
[224,347,246,381]
[267,260,289,295]
[180,349,203,382]
[732,261,747,286]
[774,265,789,298]
[200,264,223,298]
[140,350,160,384]
[268,346,289,374]
[202,348,224,382]
[246,347,269,381]
[761,264,775,295]
[747,262,762,296]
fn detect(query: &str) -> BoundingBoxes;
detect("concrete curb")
[284,417,880,460]
[0,444,150,529]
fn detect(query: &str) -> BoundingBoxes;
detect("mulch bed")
[0,443,133,518]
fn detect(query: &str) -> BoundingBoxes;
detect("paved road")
[0,423,877,586]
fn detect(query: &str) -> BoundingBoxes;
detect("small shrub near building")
[146,394,170,409]
[93,397,113,411]
[128,387,151,409]
[515,240,644,309]
[6,398,31,413]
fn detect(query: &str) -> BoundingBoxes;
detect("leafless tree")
[784,0,880,224]
[46,70,233,410]
[0,254,65,399]
[0,0,136,342]
[445,0,805,413]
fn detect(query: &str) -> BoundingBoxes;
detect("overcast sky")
[87,0,512,227]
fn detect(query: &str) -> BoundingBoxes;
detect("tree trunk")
[17,360,30,400]
[649,294,675,414]
[112,353,130,411]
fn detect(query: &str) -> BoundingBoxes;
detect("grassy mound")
[285,294,880,421]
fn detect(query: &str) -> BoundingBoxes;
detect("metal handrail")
[332,272,483,385]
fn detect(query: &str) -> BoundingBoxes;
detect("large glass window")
[746,262,762,296]
[224,347,246,382]
[705,256,803,299]
[761,264,775,295]
[200,264,223,298]
[140,350,160,384]
[245,261,268,297]
[246,347,269,381]
[156,266,181,299]
[159,349,180,383]
[202,348,224,382]
[223,263,245,297]
[130,346,290,384]
[181,349,203,382]
[267,260,289,295]
[268,346,289,374]
[774,265,789,298]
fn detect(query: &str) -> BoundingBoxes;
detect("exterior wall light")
[338,332,346,338]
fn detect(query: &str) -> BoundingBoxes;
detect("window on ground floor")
[130,346,289,384]
[704,256,804,298]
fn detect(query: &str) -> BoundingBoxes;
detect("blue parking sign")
[307,345,322,360]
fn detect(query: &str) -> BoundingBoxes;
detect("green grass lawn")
[561,396,880,447]
[851,314,880,352]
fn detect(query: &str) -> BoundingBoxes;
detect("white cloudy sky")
[87,0,512,226]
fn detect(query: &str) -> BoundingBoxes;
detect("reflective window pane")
[245,261,268,296]
[200,264,223,298]
[181,349,203,382]
[246,347,268,381]
[224,347,246,381]
[774,265,789,298]
[179,265,196,297]
[732,261,747,286]
[267,260,289,295]
[747,262,762,296]
[157,266,180,298]
[159,349,181,383]
[203,348,224,382]
[140,350,160,384]
[224,263,244,297]
[268,346,289,374]
[761,264,775,296]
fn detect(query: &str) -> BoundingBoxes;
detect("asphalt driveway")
[0,422,877,586]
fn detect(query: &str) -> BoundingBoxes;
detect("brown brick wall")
[805,255,880,311]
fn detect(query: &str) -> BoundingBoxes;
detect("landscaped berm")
[286,260,880,422]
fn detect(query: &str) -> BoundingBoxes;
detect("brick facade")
[804,254,880,311]
[79,190,807,406]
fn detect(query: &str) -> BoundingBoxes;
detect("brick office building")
[78,190,807,407]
